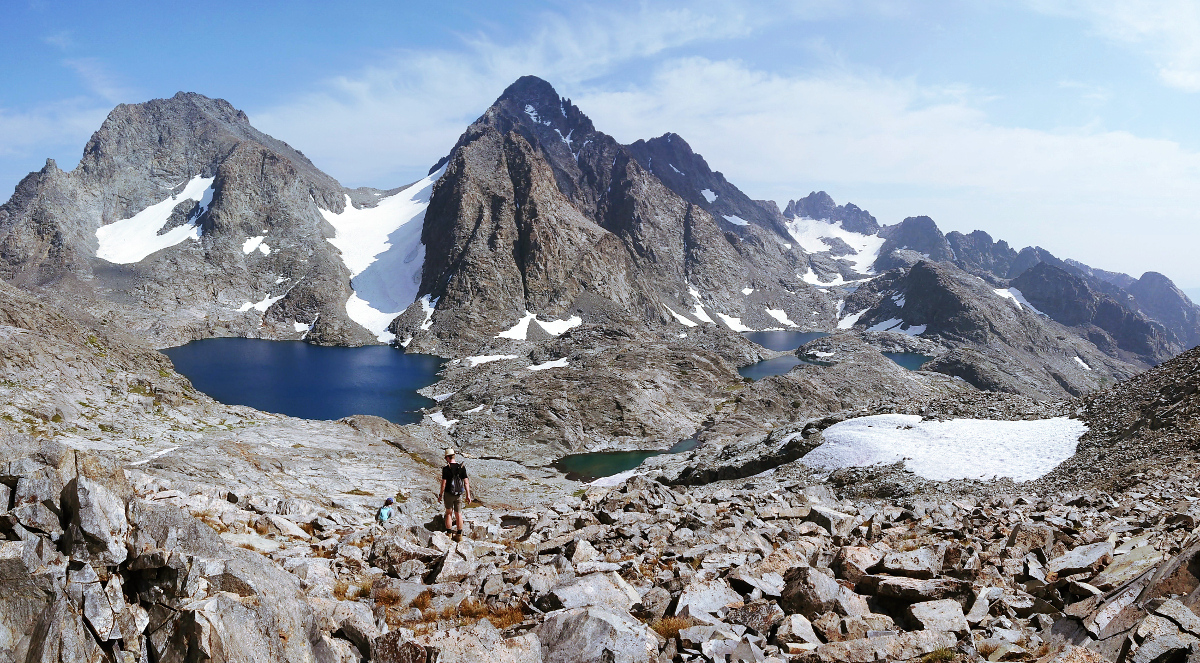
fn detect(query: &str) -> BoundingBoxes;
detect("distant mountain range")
[1,75,1197,400]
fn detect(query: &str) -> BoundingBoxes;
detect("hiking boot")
[453,530,463,542]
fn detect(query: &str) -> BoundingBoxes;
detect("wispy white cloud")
[224,0,1200,283]
[0,99,108,160]
[63,58,136,104]
[251,1,787,186]
[43,30,73,50]
[1029,0,1200,92]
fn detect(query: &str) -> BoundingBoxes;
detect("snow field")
[765,309,799,327]
[784,217,886,276]
[96,175,214,264]
[723,215,748,226]
[801,413,1087,481]
[1075,356,1092,371]
[320,166,445,341]
[429,412,458,428]
[866,318,926,335]
[664,306,698,327]
[716,313,753,332]
[528,358,569,371]
[700,189,717,203]
[465,355,519,367]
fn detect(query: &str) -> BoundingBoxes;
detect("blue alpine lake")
[741,330,830,351]
[161,338,446,425]
[737,330,833,380]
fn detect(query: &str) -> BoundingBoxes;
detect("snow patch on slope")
[665,306,698,327]
[687,287,714,324]
[321,166,445,341]
[993,287,1045,315]
[700,189,717,203]
[496,311,583,340]
[765,309,799,327]
[716,312,753,332]
[803,414,1086,481]
[723,215,748,226]
[785,217,886,275]
[528,358,569,371]
[96,175,213,264]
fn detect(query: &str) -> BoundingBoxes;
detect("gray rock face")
[628,132,794,240]
[873,216,955,272]
[1127,271,1200,349]
[405,75,826,352]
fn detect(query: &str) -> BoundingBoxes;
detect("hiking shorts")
[443,492,463,512]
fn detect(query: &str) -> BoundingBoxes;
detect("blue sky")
[4,0,1200,288]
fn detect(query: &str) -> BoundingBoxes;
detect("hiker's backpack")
[375,505,392,524]
[447,465,466,495]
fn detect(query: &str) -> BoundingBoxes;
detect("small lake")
[161,338,446,425]
[738,356,812,381]
[883,352,933,371]
[742,330,830,351]
[554,435,701,482]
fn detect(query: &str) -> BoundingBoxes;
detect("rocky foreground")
[7,432,1200,663]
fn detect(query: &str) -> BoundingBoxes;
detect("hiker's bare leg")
[455,509,464,533]
[444,508,453,531]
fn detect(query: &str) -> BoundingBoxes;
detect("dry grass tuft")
[485,605,526,629]
[410,590,433,611]
[458,599,489,619]
[333,579,350,600]
[919,648,957,662]
[650,616,697,640]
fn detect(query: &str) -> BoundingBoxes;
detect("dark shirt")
[442,463,467,481]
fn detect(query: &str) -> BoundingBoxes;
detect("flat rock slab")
[545,571,639,613]
[675,576,743,616]
[537,607,659,663]
[1048,542,1113,577]
[907,599,968,634]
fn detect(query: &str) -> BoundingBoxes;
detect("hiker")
[438,447,472,538]
[375,497,394,526]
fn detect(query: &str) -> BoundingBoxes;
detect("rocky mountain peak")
[783,191,879,235]
[873,215,953,272]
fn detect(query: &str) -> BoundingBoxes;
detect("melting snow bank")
[321,166,445,341]
[994,287,1045,315]
[96,175,214,264]
[496,311,582,339]
[802,414,1087,482]
[590,468,640,487]
[528,358,569,371]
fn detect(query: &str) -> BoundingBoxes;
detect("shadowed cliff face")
[1011,262,1179,364]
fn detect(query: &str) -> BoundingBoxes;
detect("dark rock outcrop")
[873,216,954,272]
[1011,262,1178,365]
[841,261,1136,398]
[404,75,825,351]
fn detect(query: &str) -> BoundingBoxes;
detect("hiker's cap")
[444,448,456,457]
[385,497,394,504]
